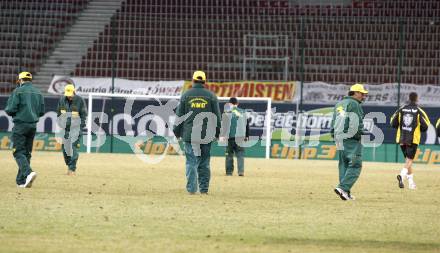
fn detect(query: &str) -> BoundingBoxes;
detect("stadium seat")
[0,0,88,90]
[2,0,440,91]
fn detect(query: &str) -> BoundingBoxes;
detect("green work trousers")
[11,123,36,185]
[62,133,81,172]
[337,139,363,192]
[225,138,245,175]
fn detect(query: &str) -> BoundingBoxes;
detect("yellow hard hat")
[18,71,32,80]
[350,83,368,94]
[64,84,75,97]
[192,70,206,81]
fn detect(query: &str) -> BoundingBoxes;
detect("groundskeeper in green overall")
[330,83,368,201]
[221,97,250,176]
[56,84,87,175]
[5,71,45,188]
[173,70,221,194]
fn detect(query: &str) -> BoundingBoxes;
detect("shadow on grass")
[259,236,440,251]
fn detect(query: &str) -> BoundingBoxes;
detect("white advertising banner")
[48,76,440,106]
[299,82,440,107]
[48,76,184,96]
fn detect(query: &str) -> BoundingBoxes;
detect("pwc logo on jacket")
[189,97,208,109]
[336,105,346,116]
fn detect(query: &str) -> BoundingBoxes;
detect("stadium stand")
[74,0,440,85]
[0,0,89,93]
[1,0,439,94]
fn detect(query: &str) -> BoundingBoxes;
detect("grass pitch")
[0,150,439,253]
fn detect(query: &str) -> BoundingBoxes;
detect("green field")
[0,150,439,253]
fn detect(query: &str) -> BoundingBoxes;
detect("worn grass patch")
[0,151,439,253]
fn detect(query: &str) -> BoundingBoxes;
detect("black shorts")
[400,144,418,160]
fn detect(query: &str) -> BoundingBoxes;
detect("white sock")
[400,168,408,179]
[407,174,415,185]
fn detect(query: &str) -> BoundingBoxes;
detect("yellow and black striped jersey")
[436,118,440,137]
[390,103,430,145]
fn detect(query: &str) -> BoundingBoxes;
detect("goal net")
[85,93,272,159]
